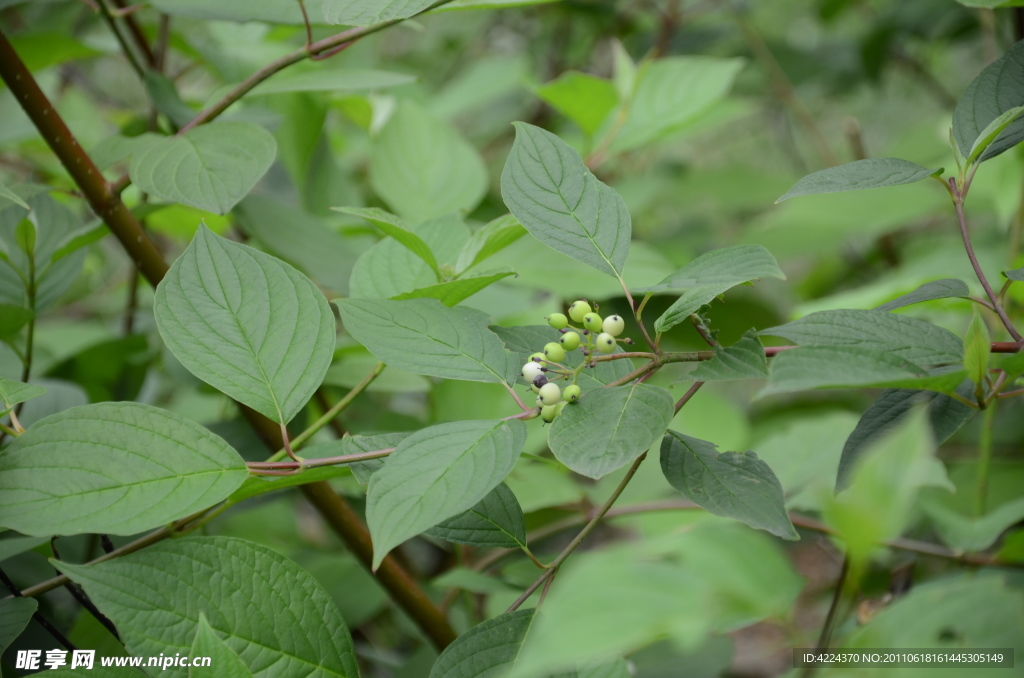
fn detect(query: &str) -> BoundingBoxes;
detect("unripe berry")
[602,314,625,337]
[521,362,544,382]
[559,331,581,351]
[541,404,558,423]
[583,313,603,332]
[595,332,616,354]
[568,300,591,322]
[528,352,546,363]
[543,342,566,363]
[547,313,568,329]
[538,382,561,406]
[563,384,581,402]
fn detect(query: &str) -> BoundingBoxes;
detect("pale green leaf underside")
[323,0,433,25]
[1005,266,1024,282]
[501,122,631,278]
[331,206,439,275]
[921,494,1024,552]
[336,297,517,384]
[660,430,798,540]
[190,614,254,678]
[776,158,942,203]
[0,402,246,536]
[57,536,359,678]
[155,226,335,424]
[367,419,526,568]
[548,382,674,478]
[455,214,526,274]
[953,38,1024,160]
[0,181,29,210]
[0,376,46,408]
[129,122,276,215]
[424,482,526,548]
[429,609,536,678]
[760,308,963,365]
[966,105,1024,165]
[874,279,970,312]
[685,332,768,382]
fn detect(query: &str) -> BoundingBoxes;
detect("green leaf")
[342,431,411,485]
[966,105,1024,166]
[370,102,487,221]
[349,213,470,299]
[659,430,798,540]
[685,331,768,382]
[0,304,31,338]
[640,245,784,333]
[89,133,164,170]
[760,309,963,365]
[921,493,1024,552]
[367,419,526,568]
[244,69,415,96]
[0,535,48,562]
[424,482,526,548]
[144,70,195,129]
[14,218,34,255]
[57,536,360,678]
[390,271,515,306]
[776,158,942,203]
[332,206,439,276]
[155,226,335,424]
[190,613,253,678]
[0,375,45,408]
[325,352,430,393]
[963,312,991,386]
[234,195,357,295]
[129,122,277,214]
[760,346,932,396]
[611,57,745,152]
[149,0,327,23]
[0,181,29,210]
[501,122,631,278]
[335,298,517,384]
[428,609,536,678]
[455,214,526,275]
[0,402,247,536]
[837,388,975,491]
[1005,266,1024,282]
[822,409,935,565]
[953,38,1024,161]
[323,0,434,25]
[535,71,619,136]
[548,382,674,479]
[874,278,971,312]
[50,221,108,265]
[0,597,36,655]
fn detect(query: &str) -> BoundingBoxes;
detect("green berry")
[528,352,546,363]
[563,384,581,402]
[568,300,591,322]
[541,404,558,423]
[583,312,603,332]
[547,313,568,329]
[521,362,544,382]
[543,342,566,363]
[532,384,541,394]
[602,314,625,337]
[559,331,581,351]
[596,332,616,354]
[539,382,561,406]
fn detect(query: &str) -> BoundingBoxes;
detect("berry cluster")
[520,299,631,423]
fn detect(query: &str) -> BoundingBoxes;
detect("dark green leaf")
[875,279,971,312]
[548,382,674,478]
[0,597,36,655]
[953,38,1024,161]
[776,158,942,202]
[760,346,930,396]
[390,271,515,306]
[1005,266,1024,282]
[129,122,276,214]
[0,304,31,338]
[155,226,335,424]
[57,536,360,678]
[143,70,195,129]
[660,430,798,539]
[367,419,526,568]
[336,298,518,384]
[424,482,526,548]
[190,613,253,678]
[760,309,963,365]
[0,402,247,536]
[963,312,991,386]
[685,331,768,381]
[429,609,536,678]
[501,122,631,278]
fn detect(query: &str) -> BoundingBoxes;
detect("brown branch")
[110,0,156,68]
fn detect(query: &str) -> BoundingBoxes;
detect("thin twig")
[801,556,849,678]
[674,382,703,414]
[0,566,76,650]
[96,0,145,78]
[50,538,121,641]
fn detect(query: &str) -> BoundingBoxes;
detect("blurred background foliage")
[3,0,1024,676]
